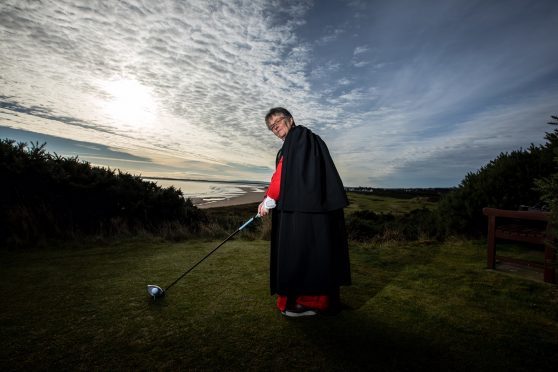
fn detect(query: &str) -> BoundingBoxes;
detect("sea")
[144,178,267,206]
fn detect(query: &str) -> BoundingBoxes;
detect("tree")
[535,115,558,238]
[437,117,558,237]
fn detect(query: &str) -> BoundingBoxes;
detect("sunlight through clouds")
[0,0,316,181]
[99,79,158,129]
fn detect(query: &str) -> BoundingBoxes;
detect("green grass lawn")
[1,235,557,370]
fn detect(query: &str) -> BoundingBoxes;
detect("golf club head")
[147,284,165,299]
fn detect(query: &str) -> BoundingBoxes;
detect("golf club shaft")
[163,214,258,292]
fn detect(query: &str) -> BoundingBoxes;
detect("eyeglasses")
[268,116,287,131]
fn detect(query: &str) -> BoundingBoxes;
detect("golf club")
[147,213,261,299]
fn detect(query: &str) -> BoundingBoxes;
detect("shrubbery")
[3,117,556,247]
[534,117,558,238]
[345,121,558,242]
[0,139,206,247]
[436,128,558,237]
[345,208,439,242]
[346,210,394,241]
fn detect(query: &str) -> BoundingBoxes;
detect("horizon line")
[141,176,455,190]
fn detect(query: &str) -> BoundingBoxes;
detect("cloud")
[0,0,323,180]
[0,96,118,135]
[0,126,150,162]
[302,0,558,186]
[353,46,368,56]
[352,60,369,68]
[334,91,558,187]
[1,0,557,187]
[316,27,345,45]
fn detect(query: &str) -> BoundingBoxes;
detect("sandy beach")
[195,190,266,209]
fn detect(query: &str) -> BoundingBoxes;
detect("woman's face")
[267,114,294,140]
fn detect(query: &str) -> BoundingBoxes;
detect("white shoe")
[281,304,317,317]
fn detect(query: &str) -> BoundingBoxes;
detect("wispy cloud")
[316,27,345,45]
[353,46,368,56]
[0,0,321,179]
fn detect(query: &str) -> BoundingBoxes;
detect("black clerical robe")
[270,125,351,296]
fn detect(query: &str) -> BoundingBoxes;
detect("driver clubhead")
[147,284,165,299]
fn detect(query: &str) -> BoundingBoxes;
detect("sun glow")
[100,79,158,127]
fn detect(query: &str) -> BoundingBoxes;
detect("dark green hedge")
[0,139,206,247]
[436,128,558,237]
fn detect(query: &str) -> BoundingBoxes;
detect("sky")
[1,0,557,188]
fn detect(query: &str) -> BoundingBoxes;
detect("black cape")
[270,126,351,296]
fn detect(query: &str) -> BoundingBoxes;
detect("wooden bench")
[483,207,556,284]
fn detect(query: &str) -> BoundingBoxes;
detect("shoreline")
[194,190,266,209]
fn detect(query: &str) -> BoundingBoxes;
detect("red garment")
[266,156,283,200]
[276,294,331,312]
[266,156,333,313]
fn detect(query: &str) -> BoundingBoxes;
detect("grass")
[1,234,557,370]
[493,241,549,263]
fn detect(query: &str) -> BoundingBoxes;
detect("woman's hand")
[258,196,276,217]
[258,201,269,217]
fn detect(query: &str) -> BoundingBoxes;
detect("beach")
[195,189,266,209]
[148,179,268,209]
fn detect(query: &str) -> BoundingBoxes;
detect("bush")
[535,118,558,239]
[200,203,263,241]
[436,128,558,237]
[0,139,206,248]
[346,210,395,241]
[396,207,440,241]
[346,208,439,242]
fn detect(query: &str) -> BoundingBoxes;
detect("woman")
[258,107,351,317]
